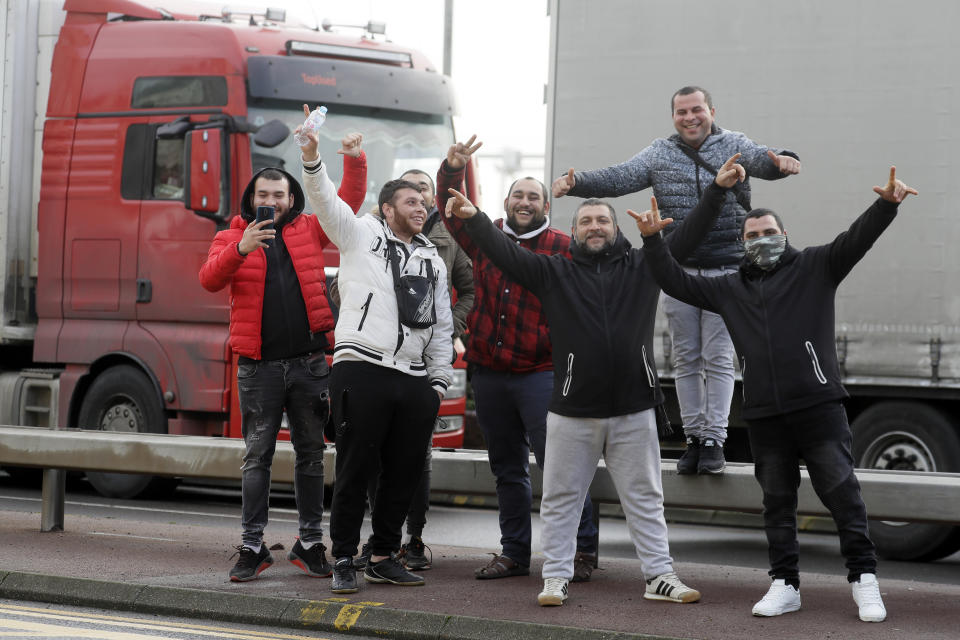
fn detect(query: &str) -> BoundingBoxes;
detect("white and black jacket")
[302,159,454,395]
[642,197,899,419]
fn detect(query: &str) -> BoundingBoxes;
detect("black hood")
[240,166,306,224]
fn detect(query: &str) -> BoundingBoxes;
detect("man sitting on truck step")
[635,166,918,623]
[199,135,366,583]
[298,109,454,595]
[553,86,801,476]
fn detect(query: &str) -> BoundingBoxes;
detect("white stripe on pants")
[540,409,673,580]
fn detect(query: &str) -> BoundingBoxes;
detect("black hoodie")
[240,167,327,361]
[461,183,726,418]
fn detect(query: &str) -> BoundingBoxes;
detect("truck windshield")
[248,104,455,214]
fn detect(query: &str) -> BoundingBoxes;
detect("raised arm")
[436,135,483,258]
[557,148,654,199]
[824,166,917,282]
[732,130,800,179]
[446,188,553,294]
[337,132,367,214]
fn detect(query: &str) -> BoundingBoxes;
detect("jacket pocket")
[805,341,828,384]
[561,353,574,397]
[357,292,373,332]
[641,346,656,388]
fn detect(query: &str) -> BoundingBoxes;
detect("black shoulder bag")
[387,243,437,329]
[675,144,752,212]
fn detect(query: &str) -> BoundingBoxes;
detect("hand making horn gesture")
[872,166,918,203]
[447,135,483,169]
[552,168,576,198]
[715,153,746,188]
[445,188,479,219]
[627,197,673,238]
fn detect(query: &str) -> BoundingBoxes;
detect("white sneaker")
[752,579,801,616]
[852,573,886,622]
[537,577,569,606]
[644,571,701,603]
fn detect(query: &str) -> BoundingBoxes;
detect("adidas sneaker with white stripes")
[644,572,701,603]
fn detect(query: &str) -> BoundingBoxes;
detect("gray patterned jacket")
[569,125,798,268]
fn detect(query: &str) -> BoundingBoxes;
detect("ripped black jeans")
[747,401,877,584]
[238,352,330,549]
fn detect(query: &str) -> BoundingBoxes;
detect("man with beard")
[444,137,747,607]
[552,86,800,476]
[435,138,598,583]
[199,135,366,582]
[634,167,916,622]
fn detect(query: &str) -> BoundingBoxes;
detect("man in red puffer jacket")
[200,134,366,583]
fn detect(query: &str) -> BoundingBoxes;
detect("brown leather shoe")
[474,553,530,580]
[572,551,597,583]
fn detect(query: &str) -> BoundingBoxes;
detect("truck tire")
[77,365,179,499]
[851,402,960,561]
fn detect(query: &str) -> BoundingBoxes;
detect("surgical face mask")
[743,234,787,269]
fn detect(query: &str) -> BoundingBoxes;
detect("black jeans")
[747,401,876,583]
[237,352,330,548]
[329,361,440,558]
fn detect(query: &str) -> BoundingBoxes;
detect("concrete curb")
[0,571,687,640]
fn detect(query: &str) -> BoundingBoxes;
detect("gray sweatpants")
[540,409,674,580]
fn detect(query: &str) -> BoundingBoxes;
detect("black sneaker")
[331,557,359,594]
[400,536,432,571]
[676,437,700,475]
[353,540,372,570]
[698,439,726,474]
[229,545,273,582]
[288,538,332,578]
[364,553,426,586]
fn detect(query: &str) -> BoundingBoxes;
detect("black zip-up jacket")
[641,197,899,419]
[461,182,726,418]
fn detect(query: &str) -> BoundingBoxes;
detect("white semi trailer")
[545,0,960,561]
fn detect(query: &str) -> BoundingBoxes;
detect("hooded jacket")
[569,124,798,268]
[199,157,366,359]
[641,197,899,419]
[459,183,726,418]
[301,158,454,395]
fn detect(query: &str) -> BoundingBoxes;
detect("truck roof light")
[287,41,411,66]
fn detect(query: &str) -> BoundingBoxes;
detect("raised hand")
[767,150,801,175]
[552,168,576,198]
[626,197,673,237]
[715,153,746,188]
[445,188,478,219]
[447,135,483,169]
[238,219,276,255]
[338,132,363,158]
[872,166,918,203]
[297,103,320,162]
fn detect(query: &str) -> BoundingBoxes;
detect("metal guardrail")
[2,425,960,532]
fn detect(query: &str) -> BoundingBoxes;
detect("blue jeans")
[747,401,876,583]
[472,366,597,566]
[662,267,736,443]
[238,352,329,549]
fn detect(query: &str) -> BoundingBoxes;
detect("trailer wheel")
[851,402,960,561]
[78,365,179,499]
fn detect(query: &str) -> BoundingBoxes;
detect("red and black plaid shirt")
[437,163,570,372]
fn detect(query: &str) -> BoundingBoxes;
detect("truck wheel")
[78,365,179,499]
[851,402,960,561]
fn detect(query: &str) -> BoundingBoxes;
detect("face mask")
[743,234,786,269]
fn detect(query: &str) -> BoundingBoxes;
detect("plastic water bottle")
[294,106,327,146]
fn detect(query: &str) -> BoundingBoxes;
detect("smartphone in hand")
[256,206,275,247]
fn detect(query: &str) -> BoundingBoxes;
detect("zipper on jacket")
[759,271,783,412]
[562,353,574,396]
[740,357,747,402]
[805,340,828,384]
[641,345,656,388]
[357,292,373,332]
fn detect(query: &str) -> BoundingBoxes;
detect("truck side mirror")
[185,128,223,216]
[253,119,289,148]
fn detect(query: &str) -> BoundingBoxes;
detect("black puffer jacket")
[461,183,726,418]
[642,197,899,419]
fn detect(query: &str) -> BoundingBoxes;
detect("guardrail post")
[40,468,65,532]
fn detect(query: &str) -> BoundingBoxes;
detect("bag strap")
[675,142,752,212]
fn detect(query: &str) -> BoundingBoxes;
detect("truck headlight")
[445,369,467,399]
[434,415,463,433]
